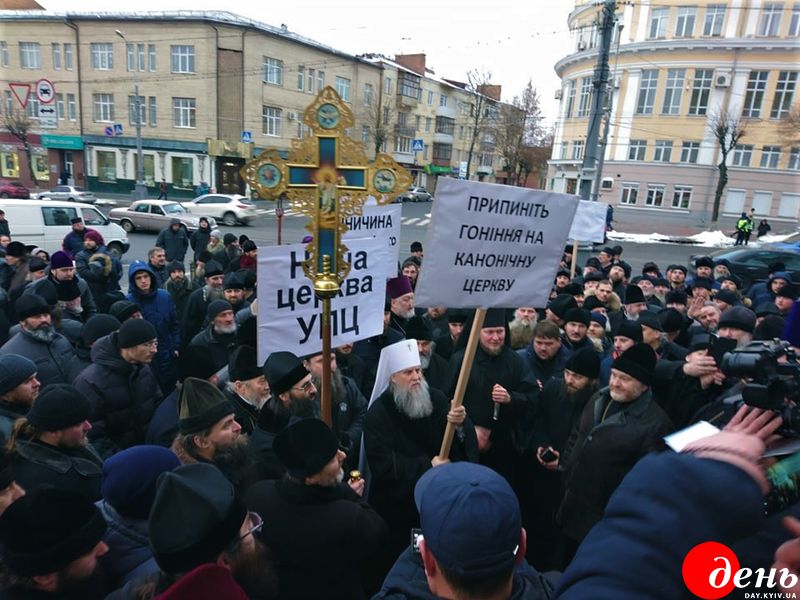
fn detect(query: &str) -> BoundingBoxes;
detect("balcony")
[394,125,416,137]
[396,92,419,109]
[392,151,415,164]
[436,104,456,119]
[476,165,494,175]
[434,132,454,144]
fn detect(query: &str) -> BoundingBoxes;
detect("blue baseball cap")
[414,462,521,579]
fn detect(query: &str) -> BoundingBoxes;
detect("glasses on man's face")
[227,511,263,551]
[292,380,315,393]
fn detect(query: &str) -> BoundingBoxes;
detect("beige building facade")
[549,0,800,228]
[0,10,504,197]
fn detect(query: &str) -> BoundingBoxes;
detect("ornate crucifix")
[242,86,412,425]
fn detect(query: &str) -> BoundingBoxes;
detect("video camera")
[721,340,800,436]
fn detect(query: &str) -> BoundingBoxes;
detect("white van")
[0,200,130,257]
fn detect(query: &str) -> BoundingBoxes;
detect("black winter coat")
[187,326,237,373]
[246,478,388,600]
[72,334,161,458]
[558,387,673,544]
[12,438,103,500]
[155,225,189,262]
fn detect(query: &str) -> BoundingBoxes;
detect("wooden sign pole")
[438,308,486,459]
[570,240,579,278]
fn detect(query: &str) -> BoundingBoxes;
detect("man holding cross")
[364,339,478,563]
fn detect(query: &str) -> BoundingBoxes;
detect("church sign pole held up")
[414,178,579,458]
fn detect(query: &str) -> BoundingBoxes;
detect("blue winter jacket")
[127,262,180,390]
[97,499,159,589]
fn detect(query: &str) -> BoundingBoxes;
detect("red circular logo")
[682,542,740,599]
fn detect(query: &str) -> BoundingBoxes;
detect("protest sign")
[257,236,387,362]
[343,204,401,278]
[415,178,579,309]
[569,200,608,243]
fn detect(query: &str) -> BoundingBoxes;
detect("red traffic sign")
[35,78,55,104]
[9,83,30,109]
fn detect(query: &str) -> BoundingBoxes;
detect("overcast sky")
[38,0,574,124]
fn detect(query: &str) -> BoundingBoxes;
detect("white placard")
[415,179,579,309]
[343,204,401,278]
[569,200,608,243]
[257,237,387,362]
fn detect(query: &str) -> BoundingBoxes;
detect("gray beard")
[419,352,431,370]
[204,285,225,302]
[25,325,55,343]
[214,323,237,335]
[393,379,434,419]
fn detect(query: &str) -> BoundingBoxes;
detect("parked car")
[108,200,216,234]
[181,194,258,226]
[0,180,30,199]
[36,185,97,204]
[0,199,129,257]
[691,240,800,289]
[396,186,432,203]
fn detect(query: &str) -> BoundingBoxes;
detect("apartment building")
[549,0,800,226]
[0,10,505,197]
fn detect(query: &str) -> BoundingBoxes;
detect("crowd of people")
[0,210,797,599]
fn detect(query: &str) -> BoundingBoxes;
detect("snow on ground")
[608,229,796,248]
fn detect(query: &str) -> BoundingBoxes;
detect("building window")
[620,182,639,205]
[20,42,42,69]
[654,140,673,162]
[307,68,315,93]
[52,43,61,69]
[742,71,769,118]
[172,97,196,128]
[126,43,135,71]
[675,7,696,37]
[64,43,73,70]
[459,125,465,139]
[564,80,576,118]
[317,71,325,92]
[148,44,156,71]
[399,72,422,100]
[789,147,800,170]
[262,106,281,136]
[424,117,431,132]
[394,136,411,153]
[572,141,584,160]
[137,44,145,71]
[93,93,114,122]
[649,8,669,38]
[384,77,393,95]
[55,93,64,119]
[415,115,420,130]
[636,70,658,115]
[760,145,781,168]
[662,69,685,115]
[263,57,283,85]
[577,76,592,117]
[435,117,455,135]
[148,96,157,126]
[680,141,700,163]
[771,71,797,119]
[0,42,8,67]
[732,144,754,167]
[128,94,145,125]
[67,93,76,120]
[335,76,351,102]
[427,90,434,105]
[672,185,693,209]
[432,143,452,161]
[558,143,568,159]
[361,125,370,145]
[758,3,784,36]
[646,184,665,207]
[363,83,373,106]
[778,192,800,218]
[440,94,448,107]
[688,69,713,115]
[751,191,773,215]
[171,46,194,73]
[171,157,193,189]
[704,4,726,35]
[25,97,40,119]
[628,140,647,160]
[96,151,117,182]
[90,43,113,70]
[790,6,800,35]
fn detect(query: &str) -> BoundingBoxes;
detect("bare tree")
[518,133,553,188]
[2,109,35,185]
[464,69,498,181]
[778,107,800,146]
[496,80,544,185]
[359,90,395,158]
[709,109,746,222]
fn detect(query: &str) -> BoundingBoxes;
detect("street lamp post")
[115,29,147,200]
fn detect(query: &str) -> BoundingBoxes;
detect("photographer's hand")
[724,405,783,443]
